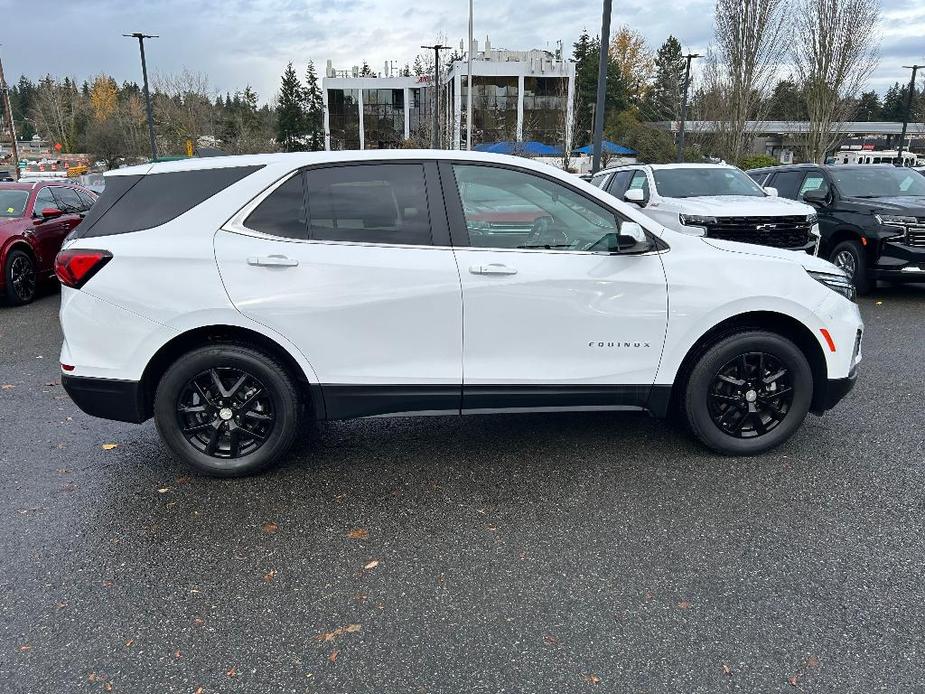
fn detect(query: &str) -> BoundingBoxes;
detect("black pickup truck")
[748,164,925,293]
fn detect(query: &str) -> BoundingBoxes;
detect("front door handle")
[247,255,299,267]
[469,263,517,275]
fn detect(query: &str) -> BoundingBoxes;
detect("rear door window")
[606,170,633,197]
[768,170,804,200]
[798,172,829,200]
[51,187,86,213]
[244,174,307,240]
[34,188,56,215]
[305,164,431,246]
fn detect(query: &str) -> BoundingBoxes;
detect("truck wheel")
[684,331,813,456]
[4,249,37,305]
[154,344,301,477]
[829,240,870,295]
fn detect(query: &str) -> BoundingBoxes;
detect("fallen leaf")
[88,673,98,682]
[328,649,339,663]
[644,591,655,601]
[104,683,113,692]
[583,674,601,685]
[354,593,368,603]
[316,624,362,642]
[678,600,691,609]
[364,560,379,570]
[194,688,204,694]
[175,650,182,659]
[806,655,818,668]
[346,528,369,540]
[157,488,170,494]
[18,644,31,652]
[1,384,15,390]
[262,521,279,534]
[486,524,497,531]
[543,634,559,646]
[101,443,118,450]
[226,666,238,678]
[263,569,277,583]
[722,663,732,677]
[176,476,191,485]
[193,617,204,627]
[102,580,114,588]
[124,639,135,647]
[788,673,802,687]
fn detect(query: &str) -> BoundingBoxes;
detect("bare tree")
[709,0,789,162]
[793,0,880,162]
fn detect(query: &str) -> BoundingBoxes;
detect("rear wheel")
[829,240,870,295]
[684,331,813,456]
[3,249,37,305]
[154,344,301,476]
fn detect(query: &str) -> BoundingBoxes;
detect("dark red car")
[0,181,98,305]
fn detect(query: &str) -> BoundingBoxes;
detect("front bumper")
[811,371,858,415]
[873,241,925,281]
[62,374,148,423]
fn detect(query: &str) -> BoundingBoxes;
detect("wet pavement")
[1,283,923,693]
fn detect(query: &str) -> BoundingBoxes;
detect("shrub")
[739,154,779,171]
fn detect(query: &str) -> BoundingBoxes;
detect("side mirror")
[616,222,652,253]
[39,207,64,220]
[623,188,646,206]
[764,186,779,197]
[802,188,827,205]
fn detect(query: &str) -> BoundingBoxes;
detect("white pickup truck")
[589,163,820,253]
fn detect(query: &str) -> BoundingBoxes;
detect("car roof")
[0,180,84,190]
[597,162,738,174]
[107,149,571,178]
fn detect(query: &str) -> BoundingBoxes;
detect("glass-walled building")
[322,43,575,153]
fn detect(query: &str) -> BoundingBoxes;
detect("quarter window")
[245,174,307,240]
[34,188,56,215]
[453,164,627,251]
[305,164,431,246]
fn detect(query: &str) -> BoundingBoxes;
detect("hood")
[659,195,814,217]
[841,196,925,216]
[701,236,838,273]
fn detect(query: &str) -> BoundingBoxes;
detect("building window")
[465,76,518,146]
[522,77,568,148]
[362,89,405,149]
[328,89,360,150]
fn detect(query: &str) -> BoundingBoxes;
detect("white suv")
[57,151,862,476]
[590,163,821,253]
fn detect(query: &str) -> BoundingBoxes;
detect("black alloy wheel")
[154,344,301,476]
[4,250,37,305]
[707,352,793,438]
[176,367,275,459]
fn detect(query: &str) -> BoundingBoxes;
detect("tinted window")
[245,174,307,239]
[34,188,56,214]
[748,171,769,184]
[653,167,764,197]
[769,170,805,200]
[606,170,633,197]
[0,190,29,217]
[51,187,86,213]
[305,164,431,245]
[453,164,626,251]
[73,166,262,238]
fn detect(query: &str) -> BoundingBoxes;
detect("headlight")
[679,214,716,227]
[807,269,856,301]
[806,213,818,224]
[874,214,917,227]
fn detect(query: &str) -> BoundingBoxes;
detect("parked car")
[1,180,98,305]
[589,163,820,253]
[57,151,862,476]
[748,164,925,293]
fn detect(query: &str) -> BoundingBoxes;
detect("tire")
[683,331,813,456]
[154,344,301,477]
[3,249,37,306]
[829,240,870,295]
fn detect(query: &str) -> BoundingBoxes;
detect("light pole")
[0,49,21,181]
[123,32,159,161]
[591,0,613,174]
[897,64,922,164]
[676,52,701,163]
[421,44,450,148]
[466,0,474,150]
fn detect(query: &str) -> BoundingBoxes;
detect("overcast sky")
[1,0,922,103]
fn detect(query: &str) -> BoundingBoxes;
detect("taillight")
[55,249,112,289]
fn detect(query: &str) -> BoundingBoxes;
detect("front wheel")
[829,240,870,295]
[3,249,37,306]
[154,344,301,476]
[683,331,813,456]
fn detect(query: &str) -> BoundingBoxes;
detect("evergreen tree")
[643,36,685,121]
[412,56,424,76]
[359,61,374,77]
[765,79,808,121]
[304,60,325,151]
[401,63,411,77]
[854,90,882,121]
[572,29,628,145]
[276,62,306,151]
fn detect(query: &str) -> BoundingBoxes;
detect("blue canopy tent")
[473,140,563,156]
[573,140,636,156]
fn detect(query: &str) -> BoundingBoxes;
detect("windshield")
[831,167,925,198]
[653,167,766,198]
[0,190,29,218]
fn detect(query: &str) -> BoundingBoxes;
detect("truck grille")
[704,215,811,249]
[905,222,925,247]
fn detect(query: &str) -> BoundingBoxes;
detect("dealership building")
[322,39,576,152]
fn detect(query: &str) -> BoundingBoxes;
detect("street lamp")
[676,53,701,163]
[123,32,159,161]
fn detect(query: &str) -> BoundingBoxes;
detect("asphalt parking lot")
[1,284,923,693]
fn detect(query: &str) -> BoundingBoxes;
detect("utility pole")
[420,44,450,148]
[676,52,701,163]
[123,32,159,161]
[897,64,922,164]
[466,0,474,150]
[0,50,21,181]
[591,0,612,174]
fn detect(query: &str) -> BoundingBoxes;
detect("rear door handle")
[247,255,299,267]
[469,263,517,275]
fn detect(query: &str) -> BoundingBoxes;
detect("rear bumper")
[61,374,148,423]
[811,372,858,415]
